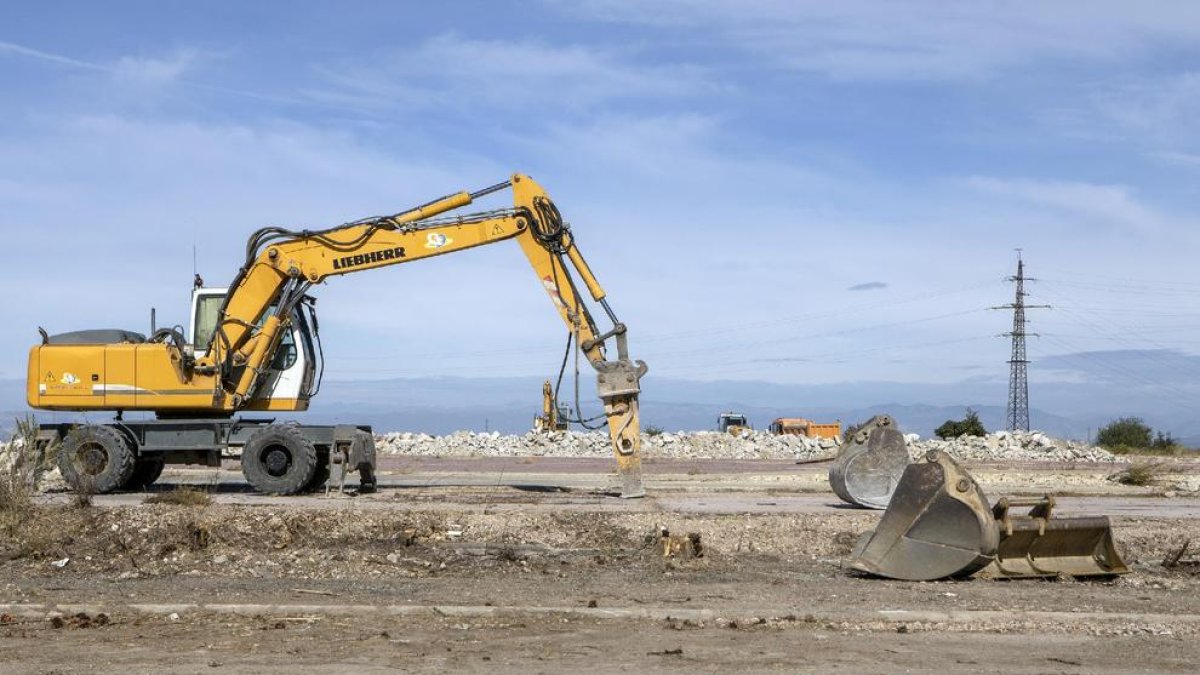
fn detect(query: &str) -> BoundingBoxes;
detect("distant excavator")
[533,380,570,433]
[717,412,751,435]
[27,174,648,497]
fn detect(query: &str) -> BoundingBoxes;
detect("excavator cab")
[717,412,750,435]
[191,287,321,411]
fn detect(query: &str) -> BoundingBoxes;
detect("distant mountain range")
[3,375,1197,447]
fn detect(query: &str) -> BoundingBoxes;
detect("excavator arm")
[206,174,647,497]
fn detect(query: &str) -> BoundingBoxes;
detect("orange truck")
[768,418,841,439]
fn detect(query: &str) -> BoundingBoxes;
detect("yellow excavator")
[533,380,570,433]
[27,174,647,497]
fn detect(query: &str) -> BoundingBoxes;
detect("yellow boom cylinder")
[233,314,285,400]
[390,191,472,225]
[566,243,606,302]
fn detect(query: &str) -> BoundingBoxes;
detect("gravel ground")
[2,496,1199,673]
[3,452,1200,673]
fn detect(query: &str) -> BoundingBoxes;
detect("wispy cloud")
[0,39,204,84]
[0,39,309,106]
[961,176,1170,233]
[848,281,887,291]
[552,1,1200,81]
[1090,71,1200,147]
[310,32,720,111]
[0,40,107,71]
[1150,150,1200,167]
[113,48,206,84]
[1038,349,1200,387]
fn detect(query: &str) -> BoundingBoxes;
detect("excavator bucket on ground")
[829,415,911,509]
[849,450,997,580]
[982,496,1130,578]
[848,450,1129,581]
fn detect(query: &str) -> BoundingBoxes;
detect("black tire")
[122,459,165,491]
[304,458,331,493]
[59,425,136,495]
[241,424,318,495]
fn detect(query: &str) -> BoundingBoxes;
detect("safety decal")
[542,276,567,309]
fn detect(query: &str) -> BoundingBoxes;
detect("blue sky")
[2,1,1199,429]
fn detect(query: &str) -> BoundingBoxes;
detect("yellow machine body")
[28,343,218,411]
[27,173,648,496]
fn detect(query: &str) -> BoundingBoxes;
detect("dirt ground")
[2,459,1199,673]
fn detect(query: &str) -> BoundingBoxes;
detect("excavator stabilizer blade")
[829,415,911,509]
[849,450,998,581]
[982,500,1130,579]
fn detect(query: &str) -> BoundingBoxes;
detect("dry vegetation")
[143,486,213,507]
[1,416,54,515]
[1111,462,1164,486]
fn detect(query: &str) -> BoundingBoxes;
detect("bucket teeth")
[829,415,912,509]
[847,450,1130,581]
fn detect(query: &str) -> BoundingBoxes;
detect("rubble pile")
[907,431,1121,463]
[375,429,1121,463]
[375,430,839,461]
[0,429,1120,473]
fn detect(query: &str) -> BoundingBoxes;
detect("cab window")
[192,295,224,350]
[269,328,298,371]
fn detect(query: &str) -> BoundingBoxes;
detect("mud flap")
[330,426,377,494]
[829,415,911,509]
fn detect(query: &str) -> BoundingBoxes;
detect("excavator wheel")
[241,424,318,495]
[829,415,911,509]
[58,425,137,495]
[121,458,166,491]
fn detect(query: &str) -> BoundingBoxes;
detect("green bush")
[935,408,987,439]
[1096,417,1153,450]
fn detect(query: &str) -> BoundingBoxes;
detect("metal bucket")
[981,496,1130,579]
[849,450,997,580]
[829,415,911,509]
[849,451,1130,581]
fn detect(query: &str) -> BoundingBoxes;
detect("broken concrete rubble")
[370,429,1122,463]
